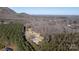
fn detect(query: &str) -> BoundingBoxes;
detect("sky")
[10,7,79,15]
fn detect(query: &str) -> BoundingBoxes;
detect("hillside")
[1,23,79,51]
[0,7,79,51]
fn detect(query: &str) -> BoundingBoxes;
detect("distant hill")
[0,7,79,21]
[0,7,16,14]
[0,7,30,20]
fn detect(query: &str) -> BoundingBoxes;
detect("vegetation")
[38,32,79,51]
[0,23,30,50]
[0,23,79,51]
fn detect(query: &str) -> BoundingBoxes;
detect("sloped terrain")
[0,23,38,51]
[0,7,79,51]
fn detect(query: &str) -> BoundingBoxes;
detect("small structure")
[67,24,71,27]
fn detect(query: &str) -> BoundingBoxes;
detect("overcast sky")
[10,7,79,15]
